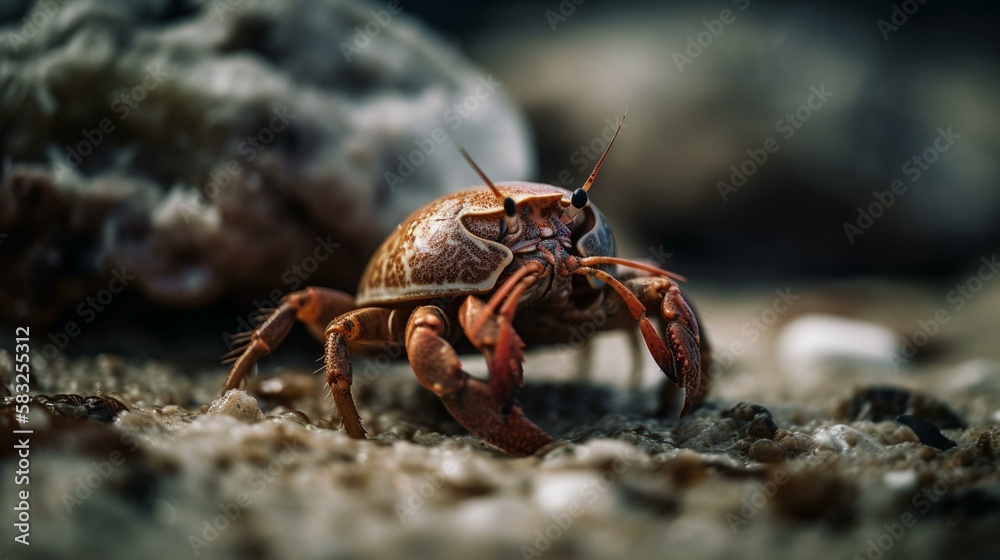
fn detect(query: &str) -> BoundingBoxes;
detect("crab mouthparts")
[510,234,572,254]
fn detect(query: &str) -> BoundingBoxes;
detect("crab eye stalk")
[455,142,522,239]
[501,196,520,238]
[565,188,588,221]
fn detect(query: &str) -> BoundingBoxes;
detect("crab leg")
[406,305,555,456]
[578,256,687,283]
[323,306,414,439]
[467,261,544,336]
[570,266,705,416]
[222,287,356,393]
[462,264,542,414]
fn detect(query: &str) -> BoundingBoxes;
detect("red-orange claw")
[663,286,704,416]
[638,317,678,384]
[409,303,553,456]
[439,378,555,457]
[664,284,700,340]
[668,322,703,417]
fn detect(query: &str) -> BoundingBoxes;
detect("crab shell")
[356,181,616,306]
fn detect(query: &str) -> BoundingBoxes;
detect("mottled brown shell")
[356,182,567,306]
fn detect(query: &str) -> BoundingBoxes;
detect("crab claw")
[459,295,526,417]
[660,285,704,416]
[615,276,707,417]
[438,378,557,456]
[405,304,556,456]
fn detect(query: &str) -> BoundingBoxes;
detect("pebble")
[776,314,899,388]
[896,415,958,450]
[207,389,266,423]
[749,440,786,463]
[812,424,883,454]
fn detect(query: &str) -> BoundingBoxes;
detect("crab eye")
[503,197,517,218]
[565,188,588,221]
[500,196,520,239]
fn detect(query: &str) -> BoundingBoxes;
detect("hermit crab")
[221,111,710,456]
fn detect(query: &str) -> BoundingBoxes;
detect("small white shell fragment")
[813,424,883,454]
[882,469,917,489]
[207,389,265,423]
[776,314,899,387]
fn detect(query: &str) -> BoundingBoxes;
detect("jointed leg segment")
[222,286,395,439]
[222,287,356,393]
[323,307,398,438]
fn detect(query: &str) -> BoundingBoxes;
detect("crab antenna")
[565,98,632,223]
[457,144,504,201]
[456,143,520,236]
[580,97,632,193]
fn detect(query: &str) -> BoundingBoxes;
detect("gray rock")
[0,0,532,328]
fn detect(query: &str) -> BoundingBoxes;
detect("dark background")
[1,0,998,363]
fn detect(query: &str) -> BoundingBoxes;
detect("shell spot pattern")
[357,183,569,305]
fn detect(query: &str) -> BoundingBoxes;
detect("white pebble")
[777,314,899,389]
[207,389,265,423]
[813,424,883,454]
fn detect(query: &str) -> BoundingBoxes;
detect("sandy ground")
[2,280,1000,560]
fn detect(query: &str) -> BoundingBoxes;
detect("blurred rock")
[0,0,533,329]
[471,3,1000,277]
